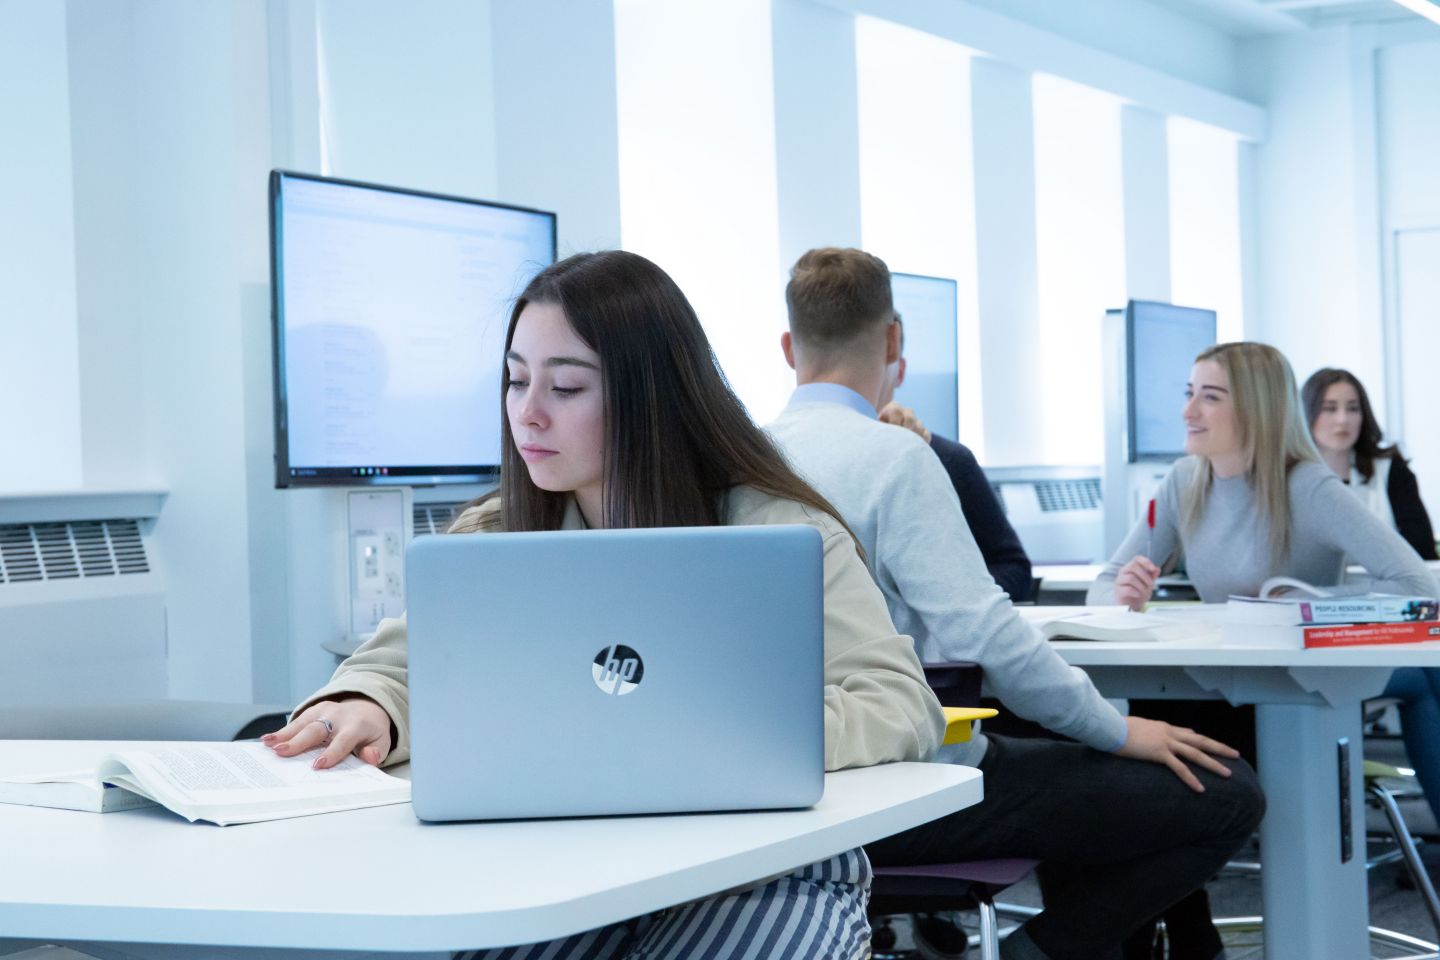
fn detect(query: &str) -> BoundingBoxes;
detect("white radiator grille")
[1034,479,1103,513]
[0,519,150,585]
[413,502,465,536]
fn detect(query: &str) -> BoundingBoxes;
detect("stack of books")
[1227,576,1440,649]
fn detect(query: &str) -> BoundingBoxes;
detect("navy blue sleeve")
[927,433,1035,600]
[1387,453,1439,561]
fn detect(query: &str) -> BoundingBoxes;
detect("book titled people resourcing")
[1227,576,1439,626]
[0,742,410,826]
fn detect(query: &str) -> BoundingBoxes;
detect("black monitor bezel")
[268,169,557,489]
[1125,299,1218,463]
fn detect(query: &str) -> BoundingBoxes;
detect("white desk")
[1034,563,1198,602]
[1032,563,1105,594]
[1034,620,1440,960]
[0,742,981,959]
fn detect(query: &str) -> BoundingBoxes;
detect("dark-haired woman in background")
[1302,367,1437,560]
[1303,367,1440,829]
[263,250,945,960]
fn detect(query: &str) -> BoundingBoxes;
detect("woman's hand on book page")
[1113,556,1161,612]
[262,697,393,770]
[1114,716,1240,793]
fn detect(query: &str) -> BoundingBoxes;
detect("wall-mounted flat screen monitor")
[269,170,556,488]
[890,271,959,440]
[1127,300,1217,462]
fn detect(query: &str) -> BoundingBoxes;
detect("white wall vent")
[413,502,466,536]
[984,467,1105,564]
[0,519,150,585]
[0,493,168,706]
[1034,479,1103,513]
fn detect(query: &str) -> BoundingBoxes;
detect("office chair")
[1209,757,1440,958]
[869,662,1040,960]
[1364,760,1440,951]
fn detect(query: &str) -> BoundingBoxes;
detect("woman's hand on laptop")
[262,697,393,769]
[1114,716,1239,793]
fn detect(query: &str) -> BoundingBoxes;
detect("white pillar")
[970,57,1041,467]
[771,0,862,273]
[492,0,623,252]
[0,1,81,491]
[1120,105,1171,303]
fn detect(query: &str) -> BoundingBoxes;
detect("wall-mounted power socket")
[346,488,412,643]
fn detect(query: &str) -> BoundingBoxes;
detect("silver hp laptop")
[406,523,825,821]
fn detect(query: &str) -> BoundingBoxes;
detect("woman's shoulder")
[1159,456,1203,496]
[724,485,848,540]
[1287,459,1342,495]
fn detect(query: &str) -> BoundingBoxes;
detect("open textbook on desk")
[0,741,410,825]
[1021,606,1219,643]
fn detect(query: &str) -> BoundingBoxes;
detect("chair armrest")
[943,706,998,745]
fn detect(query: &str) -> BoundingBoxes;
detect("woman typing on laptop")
[263,250,946,960]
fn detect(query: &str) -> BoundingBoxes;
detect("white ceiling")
[1146,0,1422,35]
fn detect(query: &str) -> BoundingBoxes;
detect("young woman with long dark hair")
[264,250,945,960]
[1302,367,1437,560]
[1302,366,1440,831]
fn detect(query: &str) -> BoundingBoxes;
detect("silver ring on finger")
[315,716,335,740]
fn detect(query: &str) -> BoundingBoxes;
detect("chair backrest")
[923,661,983,708]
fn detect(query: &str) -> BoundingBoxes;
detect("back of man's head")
[786,248,894,357]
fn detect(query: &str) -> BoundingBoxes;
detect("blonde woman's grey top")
[1089,457,1435,605]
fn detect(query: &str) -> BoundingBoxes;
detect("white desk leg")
[1255,700,1367,960]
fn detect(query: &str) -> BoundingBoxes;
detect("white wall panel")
[315,0,497,199]
[0,1,82,492]
[970,57,1041,466]
[1395,229,1440,507]
[856,16,983,455]
[773,0,863,273]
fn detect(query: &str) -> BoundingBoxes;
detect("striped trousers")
[458,847,871,960]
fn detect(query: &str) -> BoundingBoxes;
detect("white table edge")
[0,760,982,952]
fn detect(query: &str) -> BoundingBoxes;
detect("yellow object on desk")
[942,706,998,745]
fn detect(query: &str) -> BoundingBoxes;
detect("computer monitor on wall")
[890,272,959,440]
[1126,300,1217,462]
[269,170,557,489]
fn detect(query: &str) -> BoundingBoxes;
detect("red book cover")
[1303,621,1440,648]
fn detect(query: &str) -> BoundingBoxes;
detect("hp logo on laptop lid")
[592,644,644,695]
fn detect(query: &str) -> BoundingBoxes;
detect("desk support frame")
[1076,661,1392,960]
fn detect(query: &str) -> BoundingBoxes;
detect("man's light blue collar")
[785,382,877,419]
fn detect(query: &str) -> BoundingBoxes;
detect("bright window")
[856,16,983,456]
[613,0,788,421]
[1032,73,1126,466]
[1168,116,1244,343]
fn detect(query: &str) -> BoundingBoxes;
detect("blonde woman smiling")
[1089,341,1433,958]
[1092,342,1432,610]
